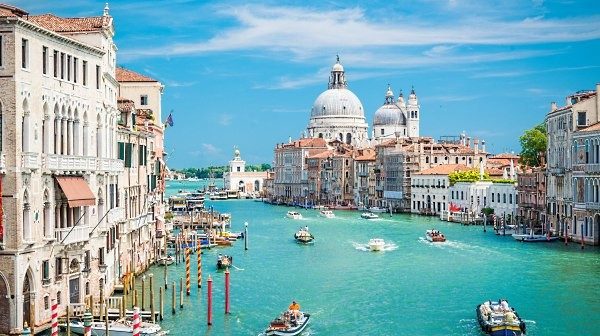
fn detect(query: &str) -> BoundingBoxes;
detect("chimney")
[551,102,557,111]
[474,138,479,154]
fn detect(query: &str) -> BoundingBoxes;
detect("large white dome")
[310,88,365,118]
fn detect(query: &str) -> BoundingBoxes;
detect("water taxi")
[286,211,303,220]
[319,210,335,218]
[426,229,446,242]
[368,238,386,251]
[265,310,311,336]
[294,227,314,244]
[361,212,379,220]
[67,317,167,336]
[217,254,233,269]
[476,299,526,336]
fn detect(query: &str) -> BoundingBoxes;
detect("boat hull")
[266,314,310,336]
[512,234,559,242]
[476,302,525,336]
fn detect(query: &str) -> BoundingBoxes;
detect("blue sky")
[13,0,600,168]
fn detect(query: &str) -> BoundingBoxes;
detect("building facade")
[411,164,469,216]
[517,167,547,232]
[223,148,268,196]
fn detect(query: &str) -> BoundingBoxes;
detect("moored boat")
[368,206,387,213]
[512,233,559,242]
[217,254,233,269]
[66,317,167,336]
[426,229,446,242]
[319,210,335,218]
[494,224,516,236]
[368,238,385,251]
[286,211,303,219]
[361,212,379,220]
[157,255,174,266]
[294,227,314,244]
[476,299,526,336]
[265,310,311,336]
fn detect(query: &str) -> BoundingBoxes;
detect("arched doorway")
[426,195,432,212]
[238,180,245,192]
[22,268,33,330]
[254,180,260,192]
[0,272,11,333]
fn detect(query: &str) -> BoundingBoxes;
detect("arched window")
[346,133,351,144]
[425,157,429,164]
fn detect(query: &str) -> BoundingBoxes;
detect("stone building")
[353,148,376,208]
[517,166,547,231]
[411,164,469,216]
[372,85,419,142]
[546,84,600,238]
[223,148,268,196]
[0,4,123,333]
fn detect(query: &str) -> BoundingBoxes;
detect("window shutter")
[125,143,132,168]
[118,142,125,160]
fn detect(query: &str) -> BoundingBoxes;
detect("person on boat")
[288,300,301,320]
[304,226,309,231]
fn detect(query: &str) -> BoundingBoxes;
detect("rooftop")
[116,67,159,83]
[414,164,470,175]
[29,13,108,33]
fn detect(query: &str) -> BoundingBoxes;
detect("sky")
[11,0,600,169]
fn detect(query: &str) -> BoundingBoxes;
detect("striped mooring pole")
[185,248,191,295]
[50,299,59,336]
[207,275,213,326]
[132,307,141,336]
[197,247,202,288]
[83,309,92,336]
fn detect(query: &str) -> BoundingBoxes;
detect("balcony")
[98,158,124,173]
[130,213,154,231]
[22,152,41,170]
[44,154,97,172]
[106,207,125,224]
[55,225,90,245]
[585,202,600,210]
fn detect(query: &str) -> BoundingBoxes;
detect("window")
[55,257,63,279]
[60,53,65,79]
[84,251,91,271]
[492,193,495,202]
[44,296,49,310]
[73,57,78,83]
[96,65,100,89]
[140,95,148,106]
[509,194,513,204]
[67,55,71,81]
[56,291,61,305]
[118,142,125,160]
[503,193,506,203]
[124,143,132,167]
[42,46,48,74]
[578,112,587,126]
[0,35,3,67]
[98,247,105,265]
[42,260,50,281]
[82,61,88,85]
[380,128,384,135]
[53,50,58,77]
[21,39,28,68]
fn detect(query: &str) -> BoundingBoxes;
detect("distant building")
[412,164,469,216]
[223,148,268,196]
[517,166,547,231]
[372,85,420,141]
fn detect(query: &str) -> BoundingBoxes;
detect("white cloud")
[218,114,233,126]
[201,143,220,155]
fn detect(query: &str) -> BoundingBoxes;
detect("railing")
[98,158,124,172]
[55,225,90,245]
[44,154,97,171]
[106,207,125,224]
[22,152,41,170]
[130,213,154,231]
[585,202,600,210]
[585,164,600,173]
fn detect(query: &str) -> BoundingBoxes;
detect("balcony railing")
[44,154,97,172]
[106,207,125,224]
[98,158,124,172]
[585,202,600,210]
[22,152,41,170]
[55,225,90,245]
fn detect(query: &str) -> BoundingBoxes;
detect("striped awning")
[55,176,96,208]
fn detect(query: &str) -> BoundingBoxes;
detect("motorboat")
[512,232,559,242]
[294,227,314,244]
[66,317,167,336]
[476,299,526,336]
[425,229,446,242]
[286,211,303,220]
[313,205,327,210]
[319,210,335,218]
[368,206,388,213]
[494,224,516,236]
[157,255,174,266]
[368,238,386,251]
[361,212,379,220]
[265,310,311,336]
[217,254,233,269]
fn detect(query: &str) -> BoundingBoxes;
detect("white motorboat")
[286,211,303,220]
[319,210,335,218]
[368,206,388,213]
[476,299,526,335]
[294,227,314,244]
[265,310,311,336]
[425,229,446,242]
[361,212,379,220]
[512,233,559,242]
[494,224,516,236]
[67,317,167,336]
[157,255,174,266]
[368,238,386,251]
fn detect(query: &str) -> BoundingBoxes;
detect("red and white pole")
[132,307,141,336]
[225,268,230,314]
[207,275,213,325]
[83,309,92,336]
[50,299,58,336]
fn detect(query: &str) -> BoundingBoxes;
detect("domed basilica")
[306,57,420,146]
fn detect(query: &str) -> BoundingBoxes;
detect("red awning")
[55,176,96,208]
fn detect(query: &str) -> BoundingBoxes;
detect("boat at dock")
[157,255,174,266]
[425,229,446,242]
[66,317,167,336]
[494,224,516,236]
[217,254,233,269]
[294,227,314,244]
[361,212,379,220]
[319,210,335,218]
[286,211,303,219]
[368,238,385,251]
[512,232,559,242]
[265,310,311,336]
[476,299,526,336]
[368,206,388,213]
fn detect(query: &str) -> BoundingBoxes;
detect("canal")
[141,182,600,335]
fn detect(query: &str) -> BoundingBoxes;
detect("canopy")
[55,176,96,208]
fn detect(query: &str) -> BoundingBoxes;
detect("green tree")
[448,170,489,185]
[519,123,547,167]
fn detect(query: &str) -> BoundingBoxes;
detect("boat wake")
[352,241,398,252]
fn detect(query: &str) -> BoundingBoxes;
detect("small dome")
[310,88,364,118]
[332,62,344,72]
[373,104,405,126]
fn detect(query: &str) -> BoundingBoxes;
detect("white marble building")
[223,148,268,195]
[372,85,419,141]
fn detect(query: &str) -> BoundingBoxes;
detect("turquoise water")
[141,182,600,336]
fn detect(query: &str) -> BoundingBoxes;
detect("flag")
[165,112,174,127]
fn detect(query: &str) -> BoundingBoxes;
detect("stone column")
[55,204,61,230]
[44,202,52,239]
[61,118,67,155]
[23,203,31,242]
[44,115,53,154]
[54,118,61,155]
[73,120,80,156]
[61,204,68,228]
[83,122,89,156]
[22,112,30,152]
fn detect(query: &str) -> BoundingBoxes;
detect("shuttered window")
[124,143,132,168]
[118,142,125,160]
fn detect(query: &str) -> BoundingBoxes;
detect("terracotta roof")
[117,98,134,112]
[29,14,108,33]
[0,4,28,17]
[280,138,328,149]
[490,153,519,159]
[414,164,470,175]
[116,67,158,82]
[578,121,600,133]
[355,149,376,161]
[307,150,332,159]
[487,168,505,177]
